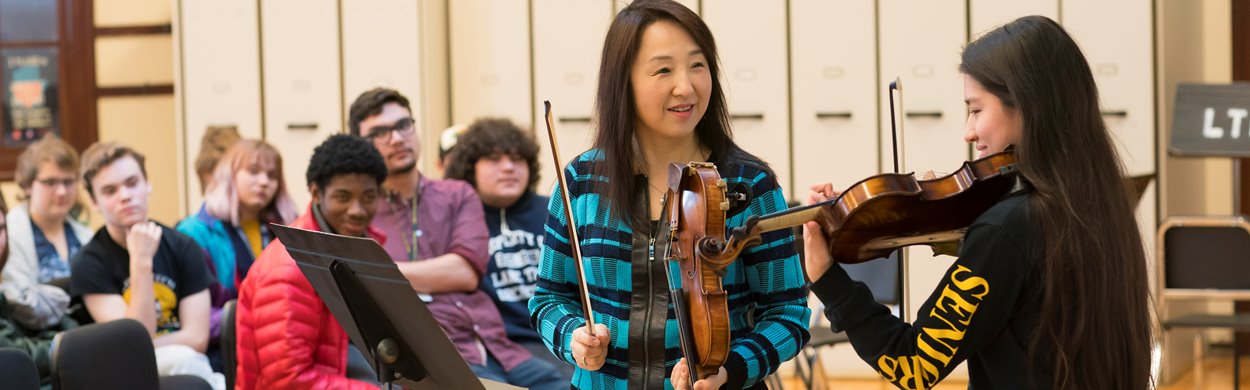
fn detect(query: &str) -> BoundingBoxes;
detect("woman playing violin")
[529,1,810,389]
[804,15,1151,389]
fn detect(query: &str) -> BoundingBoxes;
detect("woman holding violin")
[529,1,810,389]
[804,16,1151,389]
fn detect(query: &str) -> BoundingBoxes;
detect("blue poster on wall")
[2,46,59,147]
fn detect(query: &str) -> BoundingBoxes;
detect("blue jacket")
[176,206,270,307]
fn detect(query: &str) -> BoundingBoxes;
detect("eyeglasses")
[35,178,78,189]
[365,118,417,141]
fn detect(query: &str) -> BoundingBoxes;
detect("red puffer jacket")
[234,210,383,390]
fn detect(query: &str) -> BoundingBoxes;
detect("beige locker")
[702,0,791,198]
[879,4,968,380]
[260,0,342,208]
[1062,0,1157,281]
[341,0,425,132]
[879,0,969,174]
[1063,1,1154,176]
[450,0,533,128]
[177,0,263,211]
[790,0,883,378]
[969,0,1058,38]
[674,0,699,13]
[532,0,613,194]
[615,0,699,13]
[790,0,879,198]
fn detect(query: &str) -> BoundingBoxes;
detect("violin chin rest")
[725,182,753,216]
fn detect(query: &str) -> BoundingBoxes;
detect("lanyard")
[408,192,420,262]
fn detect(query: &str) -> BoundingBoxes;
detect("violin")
[655,162,751,383]
[731,79,1021,264]
[735,148,1019,264]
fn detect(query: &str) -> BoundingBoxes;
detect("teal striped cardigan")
[530,150,811,389]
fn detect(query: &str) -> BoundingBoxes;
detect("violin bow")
[543,101,597,334]
[887,78,912,322]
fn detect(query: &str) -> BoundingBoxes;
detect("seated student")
[442,118,572,382]
[194,126,242,195]
[3,135,94,290]
[234,134,386,390]
[350,88,564,390]
[1,198,78,383]
[70,142,223,390]
[176,139,296,368]
[434,123,467,177]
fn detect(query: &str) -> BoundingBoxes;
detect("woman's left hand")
[671,358,727,390]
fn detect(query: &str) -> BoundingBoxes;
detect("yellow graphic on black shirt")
[875,265,990,390]
[122,281,180,334]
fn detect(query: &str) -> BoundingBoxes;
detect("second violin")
[738,148,1020,264]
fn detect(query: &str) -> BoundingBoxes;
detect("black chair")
[159,374,213,390]
[1157,216,1250,389]
[0,347,41,390]
[50,318,211,390]
[221,299,237,390]
[51,318,161,390]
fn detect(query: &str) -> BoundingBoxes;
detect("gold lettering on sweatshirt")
[876,265,990,389]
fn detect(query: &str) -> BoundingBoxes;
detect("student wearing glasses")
[3,135,93,290]
[349,88,565,390]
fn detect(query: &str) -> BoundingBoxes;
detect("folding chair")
[1157,216,1250,389]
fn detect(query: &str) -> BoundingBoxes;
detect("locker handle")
[559,117,593,124]
[1102,110,1128,118]
[905,111,943,119]
[730,113,765,120]
[288,122,319,130]
[815,112,853,119]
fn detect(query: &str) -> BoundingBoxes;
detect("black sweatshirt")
[811,193,1048,389]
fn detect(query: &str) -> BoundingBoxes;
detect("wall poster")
[2,46,59,147]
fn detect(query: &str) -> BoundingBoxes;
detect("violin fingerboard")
[757,206,823,232]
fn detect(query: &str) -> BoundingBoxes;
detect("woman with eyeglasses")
[2,135,93,290]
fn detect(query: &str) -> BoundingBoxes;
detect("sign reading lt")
[1171,83,1250,157]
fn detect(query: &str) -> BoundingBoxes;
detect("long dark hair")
[960,15,1151,389]
[592,0,758,225]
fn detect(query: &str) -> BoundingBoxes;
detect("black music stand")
[270,224,521,390]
